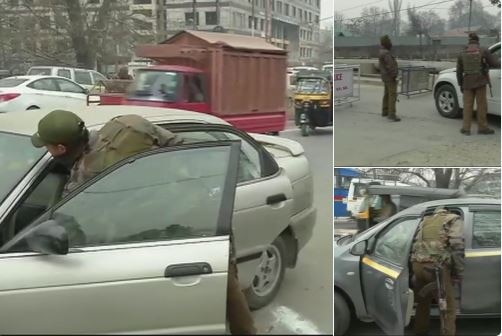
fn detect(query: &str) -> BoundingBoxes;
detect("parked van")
[26,66,107,91]
[346,178,409,217]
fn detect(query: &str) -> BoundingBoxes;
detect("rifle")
[434,264,448,336]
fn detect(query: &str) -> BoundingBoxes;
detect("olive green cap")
[380,34,391,45]
[31,110,86,148]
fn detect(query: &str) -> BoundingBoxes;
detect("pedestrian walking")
[379,35,400,122]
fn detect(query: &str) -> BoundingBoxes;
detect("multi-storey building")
[164,0,321,65]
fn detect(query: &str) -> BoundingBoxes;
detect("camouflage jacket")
[379,48,398,83]
[456,42,500,90]
[410,209,465,278]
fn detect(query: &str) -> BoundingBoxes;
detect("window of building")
[277,1,282,14]
[133,9,152,17]
[284,4,289,16]
[206,11,217,25]
[185,12,200,26]
[309,12,312,23]
[133,0,151,4]
[39,16,51,30]
[87,0,100,4]
[292,6,296,17]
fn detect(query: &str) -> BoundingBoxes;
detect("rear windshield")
[0,78,28,87]
[27,68,51,76]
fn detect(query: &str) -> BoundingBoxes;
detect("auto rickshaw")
[293,70,333,137]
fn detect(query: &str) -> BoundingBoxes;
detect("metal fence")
[398,66,436,98]
[333,64,361,107]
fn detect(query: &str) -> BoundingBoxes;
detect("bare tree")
[407,7,445,59]
[388,0,403,36]
[448,0,499,30]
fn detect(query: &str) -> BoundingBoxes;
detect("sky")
[320,0,334,27]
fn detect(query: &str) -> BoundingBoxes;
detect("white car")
[0,76,89,113]
[0,106,316,333]
[27,66,108,91]
[433,42,501,118]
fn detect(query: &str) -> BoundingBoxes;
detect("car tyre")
[435,84,461,118]
[245,236,287,310]
[334,291,351,335]
[27,105,40,110]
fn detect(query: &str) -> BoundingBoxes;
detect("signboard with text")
[333,68,353,97]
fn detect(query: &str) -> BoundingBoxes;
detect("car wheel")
[245,236,286,310]
[26,105,40,110]
[435,84,461,118]
[334,291,351,335]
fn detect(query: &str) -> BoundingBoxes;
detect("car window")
[472,210,501,249]
[55,78,85,93]
[175,130,261,183]
[0,78,28,87]
[28,78,59,91]
[373,217,420,266]
[92,71,107,82]
[57,69,71,79]
[74,70,92,85]
[43,146,233,248]
[27,68,51,76]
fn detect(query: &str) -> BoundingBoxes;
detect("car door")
[163,124,294,288]
[54,78,88,108]
[26,78,62,108]
[487,45,501,115]
[461,204,501,314]
[74,69,94,91]
[359,216,421,335]
[0,141,240,334]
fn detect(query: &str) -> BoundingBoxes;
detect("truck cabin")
[126,65,207,104]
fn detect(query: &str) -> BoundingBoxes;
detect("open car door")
[359,216,420,335]
[0,141,240,334]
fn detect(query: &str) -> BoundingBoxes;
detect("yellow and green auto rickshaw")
[293,70,333,137]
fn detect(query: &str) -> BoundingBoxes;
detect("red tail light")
[0,93,21,102]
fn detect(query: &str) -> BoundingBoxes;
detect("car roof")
[0,105,228,136]
[367,185,464,197]
[397,197,499,216]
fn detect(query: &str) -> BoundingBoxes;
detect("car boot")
[478,128,495,135]
[388,115,401,122]
[460,128,471,135]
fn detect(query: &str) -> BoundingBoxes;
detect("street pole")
[216,0,220,26]
[468,0,472,32]
[265,0,272,42]
[251,0,255,37]
[192,0,197,30]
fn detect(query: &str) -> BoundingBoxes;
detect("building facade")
[164,0,321,65]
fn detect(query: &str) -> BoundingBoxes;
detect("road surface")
[334,85,500,166]
[252,123,334,334]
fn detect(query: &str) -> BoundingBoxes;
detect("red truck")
[92,30,288,134]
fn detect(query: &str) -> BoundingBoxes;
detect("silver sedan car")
[0,106,316,333]
[334,198,500,335]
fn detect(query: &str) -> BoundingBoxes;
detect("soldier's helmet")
[31,110,87,148]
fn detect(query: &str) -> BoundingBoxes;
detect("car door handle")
[266,193,287,205]
[385,278,394,290]
[164,262,212,278]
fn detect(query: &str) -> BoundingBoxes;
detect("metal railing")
[398,66,436,98]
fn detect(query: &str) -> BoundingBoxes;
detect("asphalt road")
[334,84,501,166]
[252,122,334,334]
[334,219,501,336]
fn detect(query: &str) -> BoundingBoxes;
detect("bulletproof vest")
[462,45,482,75]
[412,212,458,263]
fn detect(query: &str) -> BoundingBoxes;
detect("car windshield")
[128,70,181,102]
[296,78,329,93]
[0,132,46,203]
[27,68,51,76]
[0,78,28,87]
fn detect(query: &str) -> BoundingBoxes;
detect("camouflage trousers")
[382,80,398,117]
[462,85,489,131]
[412,262,456,336]
[227,261,257,335]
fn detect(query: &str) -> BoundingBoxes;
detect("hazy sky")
[321,0,334,26]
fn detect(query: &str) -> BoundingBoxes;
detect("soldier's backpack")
[82,114,183,175]
[462,45,482,75]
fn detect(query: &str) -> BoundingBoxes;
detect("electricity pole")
[251,0,255,37]
[265,0,272,42]
[192,0,197,30]
[216,0,220,25]
[468,0,473,32]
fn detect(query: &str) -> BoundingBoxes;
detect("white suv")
[433,42,501,118]
[27,66,108,91]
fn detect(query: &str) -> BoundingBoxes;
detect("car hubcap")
[438,91,454,113]
[251,245,282,297]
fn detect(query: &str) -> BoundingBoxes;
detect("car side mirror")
[25,219,69,255]
[350,240,367,256]
[83,88,89,95]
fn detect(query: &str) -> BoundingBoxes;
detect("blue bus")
[334,168,361,218]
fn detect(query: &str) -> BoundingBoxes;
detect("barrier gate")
[398,66,436,98]
[333,64,361,107]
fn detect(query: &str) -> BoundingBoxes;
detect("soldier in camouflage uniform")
[410,207,465,336]
[32,109,257,335]
[457,32,500,135]
[379,35,401,122]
